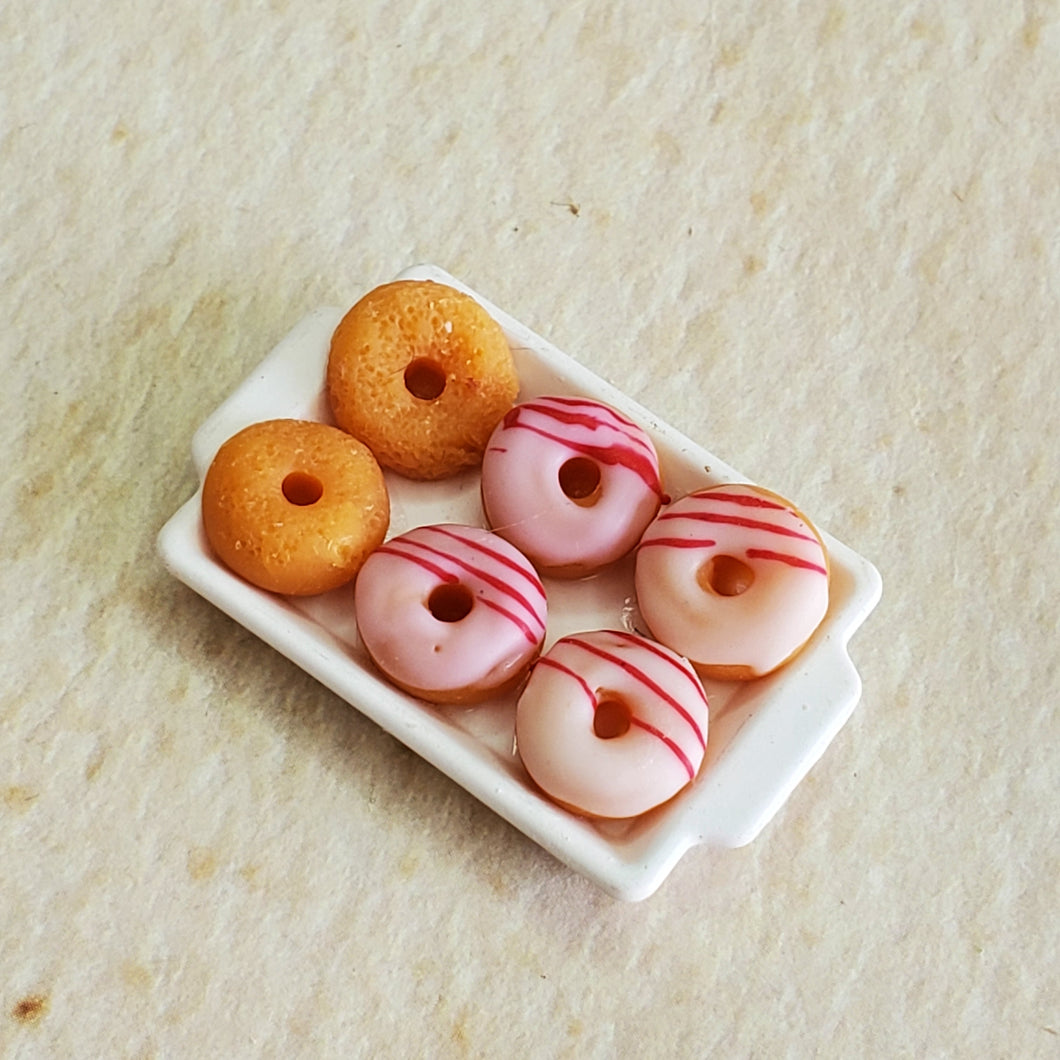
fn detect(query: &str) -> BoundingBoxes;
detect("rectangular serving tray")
[157,264,882,901]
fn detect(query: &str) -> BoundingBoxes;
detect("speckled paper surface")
[2,2,1057,1057]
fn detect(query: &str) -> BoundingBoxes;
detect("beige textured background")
[2,2,1057,1057]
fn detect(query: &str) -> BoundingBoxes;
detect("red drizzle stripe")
[603,630,709,710]
[536,397,657,461]
[702,490,787,511]
[534,656,595,703]
[656,509,820,544]
[376,543,542,644]
[531,396,653,454]
[474,595,543,642]
[533,656,696,781]
[637,536,717,550]
[628,718,695,781]
[428,526,544,598]
[745,548,828,576]
[377,545,455,584]
[566,638,706,748]
[397,538,545,631]
[503,400,663,497]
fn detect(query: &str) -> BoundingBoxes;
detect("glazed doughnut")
[515,629,709,819]
[480,395,666,577]
[635,483,830,680]
[201,418,389,596]
[326,280,519,480]
[354,523,547,704]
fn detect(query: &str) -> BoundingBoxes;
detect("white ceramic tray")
[157,264,882,901]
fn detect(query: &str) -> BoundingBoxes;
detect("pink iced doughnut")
[354,523,547,704]
[480,396,666,578]
[515,629,709,819]
[635,483,830,681]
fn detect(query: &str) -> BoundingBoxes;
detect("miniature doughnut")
[635,483,830,680]
[326,280,519,480]
[201,418,389,596]
[515,629,709,819]
[480,395,666,577]
[354,523,547,704]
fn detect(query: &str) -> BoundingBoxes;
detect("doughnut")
[353,523,547,704]
[480,395,666,578]
[515,629,709,819]
[201,419,389,596]
[326,280,519,480]
[635,483,830,680]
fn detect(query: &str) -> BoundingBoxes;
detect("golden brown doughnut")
[326,280,518,480]
[201,418,389,595]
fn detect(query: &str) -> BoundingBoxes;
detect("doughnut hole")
[404,357,447,400]
[593,695,632,739]
[698,554,755,597]
[281,471,324,506]
[427,582,474,623]
[558,456,602,507]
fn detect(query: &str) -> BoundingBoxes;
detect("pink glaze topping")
[354,524,547,701]
[481,396,665,577]
[635,484,829,677]
[515,629,709,819]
